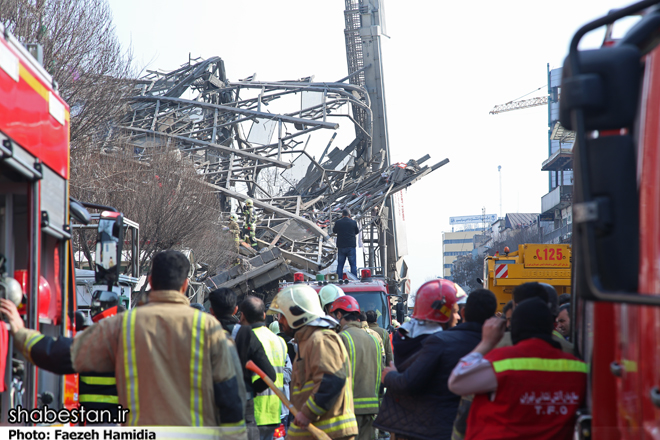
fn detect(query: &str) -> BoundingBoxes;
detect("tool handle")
[246,360,331,440]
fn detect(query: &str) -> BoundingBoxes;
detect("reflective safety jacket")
[288,325,358,439]
[13,328,120,423]
[252,324,287,425]
[71,290,247,434]
[339,322,382,415]
[368,322,393,366]
[466,338,587,440]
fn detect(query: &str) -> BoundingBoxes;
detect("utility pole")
[498,165,503,218]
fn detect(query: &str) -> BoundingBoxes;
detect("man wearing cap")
[448,298,587,440]
[270,284,358,440]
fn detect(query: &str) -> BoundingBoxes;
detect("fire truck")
[280,269,405,329]
[0,24,90,421]
[482,244,571,311]
[561,1,660,438]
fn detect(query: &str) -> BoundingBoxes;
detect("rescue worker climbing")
[329,296,383,440]
[0,290,124,424]
[229,213,241,264]
[269,284,358,440]
[242,199,258,249]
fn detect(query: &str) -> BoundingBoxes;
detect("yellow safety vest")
[252,326,287,426]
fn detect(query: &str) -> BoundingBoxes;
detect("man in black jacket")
[375,288,497,440]
[208,287,277,440]
[333,208,360,278]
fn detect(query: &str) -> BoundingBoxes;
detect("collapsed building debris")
[120,56,448,296]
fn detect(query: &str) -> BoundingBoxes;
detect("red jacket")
[466,338,587,440]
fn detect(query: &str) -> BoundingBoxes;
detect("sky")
[107,0,639,293]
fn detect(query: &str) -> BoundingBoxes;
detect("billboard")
[449,214,498,225]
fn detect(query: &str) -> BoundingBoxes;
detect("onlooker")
[333,208,359,278]
[556,303,571,340]
[502,301,513,331]
[71,250,246,429]
[374,280,483,440]
[366,310,393,366]
[208,288,276,440]
[558,293,571,306]
[270,284,358,439]
[448,297,587,440]
[495,282,572,354]
[240,296,288,440]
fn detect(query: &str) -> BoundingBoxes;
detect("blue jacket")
[374,321,483,440]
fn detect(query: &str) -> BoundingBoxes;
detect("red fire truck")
[0,24,83,420]
[562,1,660,438]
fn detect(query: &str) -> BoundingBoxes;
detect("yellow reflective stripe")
[367,332,382,396]
[79,394,119,404]
[80,376,116,386]
[123,310,140,425]
[18,64,69,122]
[292,381,315,395]
[354,397,379,409]
[341,331,356,390]
[25,334,45,362]
[252,327,286,424]
[288,413,357,436]
[492,357,588,373]
[190,310,205,426]
[306,396,326,416]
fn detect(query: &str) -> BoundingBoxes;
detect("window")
[443,239,474,244]
[444,251,471,257]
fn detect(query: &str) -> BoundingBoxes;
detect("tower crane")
[489,95,549,115]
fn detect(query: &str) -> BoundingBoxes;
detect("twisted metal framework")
[120,57,447,275]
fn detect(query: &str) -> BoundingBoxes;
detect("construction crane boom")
[489,95,549,115]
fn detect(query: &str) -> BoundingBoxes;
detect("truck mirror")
[94,211,124,285]
[395,302,404,323]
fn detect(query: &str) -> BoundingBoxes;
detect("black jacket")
[217,316,277,395]
[333,216,359,248]
[375,322,483,440]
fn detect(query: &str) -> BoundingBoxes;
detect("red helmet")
[329,295,360,314]
[412,279,467,323]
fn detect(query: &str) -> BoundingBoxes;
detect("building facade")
[442,229,482,280]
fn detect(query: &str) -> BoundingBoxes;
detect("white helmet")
[230,213,238,222]
[0,276,23,306]
[319,284,345,310]
[270,284,324,329]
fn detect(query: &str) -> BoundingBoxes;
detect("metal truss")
[120,57,447,276]
[489,95,549,115]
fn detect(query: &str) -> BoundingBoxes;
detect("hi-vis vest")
[466,338,587,440]
[252,326,287,425]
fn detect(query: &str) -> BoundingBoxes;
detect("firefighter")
[366,310,393,366]
[70,250,247,433]
[448,297,587,440]
[269,284,358,440]
[329,296,383,440]
[242,199,258,249]
[0,290,124,424]
[319,284,345,315]
[239,296,288,440]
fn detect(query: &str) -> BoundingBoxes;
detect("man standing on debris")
[270,284,358,440]
[329,296,383,440]
[70,250,247,432]
[229,213,242,263]
[240,296,288,440]
[243,199,258,249]
[333,208,359,279]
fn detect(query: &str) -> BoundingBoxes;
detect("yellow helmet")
[246,199,254,207]
[319,284,345,310]
[270,284,323,329]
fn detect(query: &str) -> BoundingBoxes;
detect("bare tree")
[0,0,134,149]
[451,254,484,293]
[70,138,235,273]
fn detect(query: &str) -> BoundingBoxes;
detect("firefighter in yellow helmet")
[270,284,358,440]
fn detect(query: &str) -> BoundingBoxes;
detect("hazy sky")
[107,0,637,292]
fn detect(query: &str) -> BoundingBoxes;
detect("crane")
[489,95,549,115]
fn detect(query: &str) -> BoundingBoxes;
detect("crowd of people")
[0,249,586,440]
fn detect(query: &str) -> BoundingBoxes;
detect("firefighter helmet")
[246,199,254,207]
[230,213,238,222]
[319,284,345,309]
[0,276,23,307]
[90,290,120,322]
[412,279,467,324]
[270,284,323,329]
[328,295,360,314]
